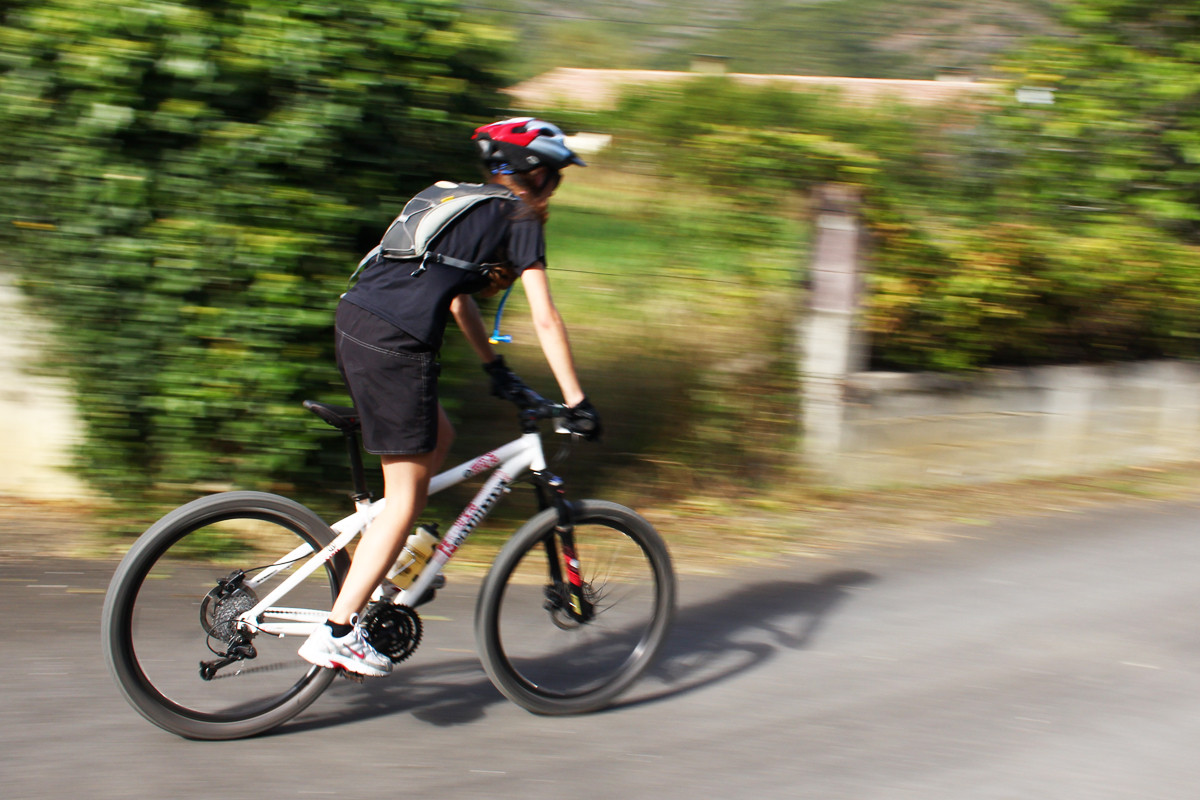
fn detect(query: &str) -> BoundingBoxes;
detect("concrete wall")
[0,275,91,500]
[799,183,1200,488]
[809,362,1200,487]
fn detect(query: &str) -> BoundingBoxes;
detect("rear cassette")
[200,571,259,644]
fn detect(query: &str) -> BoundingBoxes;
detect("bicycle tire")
[475,499,675,715]
[102,491,350,740]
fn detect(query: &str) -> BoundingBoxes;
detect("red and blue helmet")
[473,117,586,173]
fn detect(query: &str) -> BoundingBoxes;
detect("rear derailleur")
[198,570,259,681]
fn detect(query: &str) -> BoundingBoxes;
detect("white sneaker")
[298,614,393,677]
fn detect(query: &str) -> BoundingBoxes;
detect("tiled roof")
[506,67,997,111]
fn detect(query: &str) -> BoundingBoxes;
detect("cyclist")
[299,118,600,676]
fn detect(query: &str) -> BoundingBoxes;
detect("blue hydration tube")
[488,284,514,344]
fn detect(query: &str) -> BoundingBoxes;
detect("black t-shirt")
[343,196,546,350]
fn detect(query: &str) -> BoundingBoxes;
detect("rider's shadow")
[277,568,876,733]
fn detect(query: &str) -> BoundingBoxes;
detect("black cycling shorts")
[335,301,439,455]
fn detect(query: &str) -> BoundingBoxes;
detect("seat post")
[343,430,371,502]
[301,400,372,502]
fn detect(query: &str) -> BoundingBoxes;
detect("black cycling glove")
[564,397,602,441]
[482,355,528,402]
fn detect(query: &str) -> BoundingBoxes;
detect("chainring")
[361,603,422,664]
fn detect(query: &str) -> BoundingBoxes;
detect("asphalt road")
[4,497,1200,799]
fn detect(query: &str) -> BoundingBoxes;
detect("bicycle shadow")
[276,567,877,735]
[630,568,877,708]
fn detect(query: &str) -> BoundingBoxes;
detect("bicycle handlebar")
[498,381,600,441]
[500,385,573,433]
[509,385,566,416]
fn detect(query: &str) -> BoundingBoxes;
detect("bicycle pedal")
[337,669,367,684]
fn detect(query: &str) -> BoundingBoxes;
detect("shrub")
[0,0,509,515]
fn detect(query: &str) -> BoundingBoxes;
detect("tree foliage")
[861,0,1200,370]
[601,0,1200,372]
[0,0,509,510]
[988,0,1200,240]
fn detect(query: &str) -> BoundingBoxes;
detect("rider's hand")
[564,397,602,441]
[482,355,528,402]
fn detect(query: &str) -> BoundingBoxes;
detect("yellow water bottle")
[388,524,440,589]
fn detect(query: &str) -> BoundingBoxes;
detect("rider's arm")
[520,265,585,407]
[449,294,498,364]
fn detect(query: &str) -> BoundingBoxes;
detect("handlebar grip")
[507,386,570,422]
[511,385,547,410]
[568,416,597,433]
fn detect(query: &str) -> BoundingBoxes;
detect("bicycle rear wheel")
[102,491,350,740]
[476,499,675,715]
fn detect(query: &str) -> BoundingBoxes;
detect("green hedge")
[862,0,1200,370]
[0,0,509,514]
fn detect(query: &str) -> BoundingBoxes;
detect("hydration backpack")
[351,181,516,281]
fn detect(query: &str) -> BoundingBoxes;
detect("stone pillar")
[801,184,865,466]
[0,275,91,500]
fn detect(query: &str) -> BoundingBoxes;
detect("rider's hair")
[478,263,518,298]
[488,167,558,225]
[476,166,557,297]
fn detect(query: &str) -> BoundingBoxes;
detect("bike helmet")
[473,117,586,173]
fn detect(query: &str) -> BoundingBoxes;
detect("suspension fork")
[532,471,594,622]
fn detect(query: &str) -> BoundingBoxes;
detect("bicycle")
[101,388,676,740]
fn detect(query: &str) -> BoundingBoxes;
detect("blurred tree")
[860,0,1200,370]
[982,0,1200,239]
[0,0,510,514]
[599,2,1200,374]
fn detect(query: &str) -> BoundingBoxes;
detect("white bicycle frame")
[234,430,550,638]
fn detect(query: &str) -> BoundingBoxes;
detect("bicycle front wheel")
[476,500,675,715]
[102,491,350,740]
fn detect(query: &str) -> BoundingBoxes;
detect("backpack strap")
[348,246,502,285]
[409,251,491,278]
[348,245,382,286]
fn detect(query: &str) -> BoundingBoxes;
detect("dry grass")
[6,461,1199,576]
[642,461,1200,573]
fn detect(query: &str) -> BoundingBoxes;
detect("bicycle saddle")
[303,400,361,432]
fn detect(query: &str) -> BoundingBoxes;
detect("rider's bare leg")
[327,407,454,624]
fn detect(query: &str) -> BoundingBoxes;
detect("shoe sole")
[298,645,391,678]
